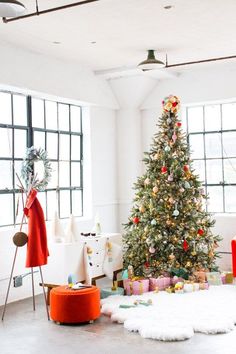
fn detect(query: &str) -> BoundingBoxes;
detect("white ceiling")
[0,0,236,74]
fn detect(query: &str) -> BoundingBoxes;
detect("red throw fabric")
[24,189,49,268]
[232,238,236,277]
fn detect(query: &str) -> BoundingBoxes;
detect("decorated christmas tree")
[123,95,221,279]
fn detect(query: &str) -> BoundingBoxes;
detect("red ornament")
[161,166,168,174]
[176,122,182,127]
[183,165,189,172]
[133,216,140,224]
[198,228,204,236]
[144,261,150,268]
[172,102,178,107]
[183,239,189,251]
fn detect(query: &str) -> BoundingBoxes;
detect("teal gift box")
[100,287,124,299]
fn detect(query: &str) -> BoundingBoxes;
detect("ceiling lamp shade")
[0,0,26,17]
[138,50,165,71]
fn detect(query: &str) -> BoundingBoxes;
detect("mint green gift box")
[100,287,124,299]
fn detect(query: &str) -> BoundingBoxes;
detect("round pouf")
[50,286,100,324]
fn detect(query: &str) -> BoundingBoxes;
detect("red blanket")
[24,189,49,268]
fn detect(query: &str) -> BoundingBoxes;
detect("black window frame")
[0,89,83,227]
[185,102,236,213]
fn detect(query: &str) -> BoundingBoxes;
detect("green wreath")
[21,146,52,191]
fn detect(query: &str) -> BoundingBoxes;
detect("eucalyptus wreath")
[21,146,52,191]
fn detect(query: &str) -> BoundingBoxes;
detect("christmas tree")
[123,95,221,279]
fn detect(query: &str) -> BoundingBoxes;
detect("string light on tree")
[123,95,221,278]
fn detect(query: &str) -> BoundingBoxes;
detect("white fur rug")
[101,285,236,341]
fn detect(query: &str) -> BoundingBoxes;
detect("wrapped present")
[100,286,124,299]
[149,276,171,291]
[123,279,149,296]
[199,282,209,290]
[194,271,206,283]
[193,283,200,291]
[183,283,194,292]
[171,276,184,285]
[206,272,222,285]
[221,273,226,284]
[225,272,234,284]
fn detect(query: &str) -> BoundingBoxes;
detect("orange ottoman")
[50,286,100,324]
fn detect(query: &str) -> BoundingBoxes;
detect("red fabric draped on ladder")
[24,189,49,268]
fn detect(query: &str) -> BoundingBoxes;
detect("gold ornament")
[153,153,159,160]
[191,251,197,256]
[139,205,145,213]
[186,261,192,267]
[166,219,172,226]
[153,186,158,193]
[169,197,175,204]
[169,253,175,261]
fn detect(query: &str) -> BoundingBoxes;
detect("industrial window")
[184,102,236,213]
[0,90,83,227]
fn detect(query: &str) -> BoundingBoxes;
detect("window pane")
[33,131,45,150]
[13,94,27,126]
[47,191,58,220]
[46,132,58,159]
[0,92,12,124]
[222,103,236,130]
[72,190,82,216]
[15,192,25,224]
[188,134,204,159]
[187,106,203,132]
[71,135,81,160]
[14,129,27,158]
[0,194,14,225]
[59,161,70,187]
[59,134,70,160]
[14,160,23,188]
[47,161,58,189]
[71,162,81,187]
[225,186,236,212]
[224,158,236,184]
[206,159,223,184]
[0,127,12,157]
[205,133,221,158]
[0,161,13,189]
[32,98,44,128]
[59,190,70,218]
[58,103,69,131]
[204,105,221,132]
[207,186,224,213]
[37,191,46,218]
[45,101,57,130]
[222,132,236,157]
[192,159,205,183]
[70,106,81,133]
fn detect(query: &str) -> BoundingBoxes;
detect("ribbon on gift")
[139,281,143,295]
[129,281,133,295]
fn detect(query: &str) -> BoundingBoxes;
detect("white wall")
[0,44,119,306]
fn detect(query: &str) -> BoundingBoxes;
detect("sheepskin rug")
[101,285,236,341]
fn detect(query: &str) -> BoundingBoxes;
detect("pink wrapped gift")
[221,274,226,284]
[171,276,184,285]
[149,277,171,291]
[123,279,149,296]
[199,282,209,290]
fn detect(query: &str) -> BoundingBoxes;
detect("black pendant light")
[138,50,165,71]
[0,0,25,17]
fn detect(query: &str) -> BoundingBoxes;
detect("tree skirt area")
[101,285,236,341]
